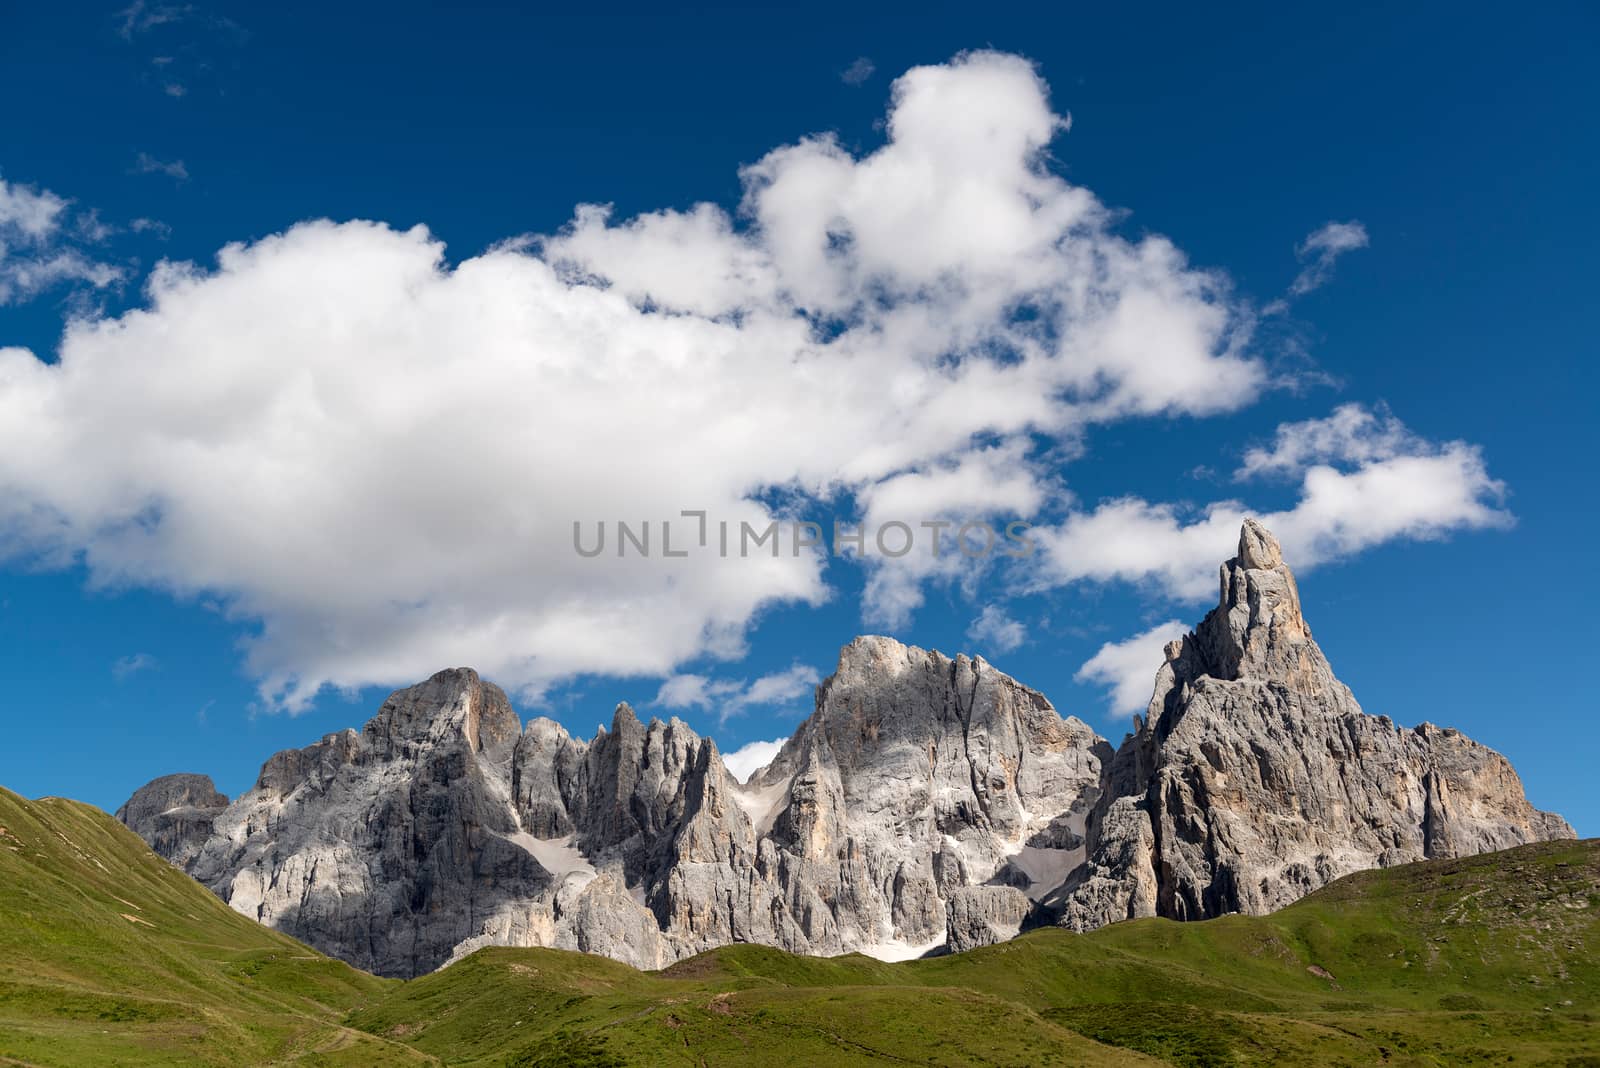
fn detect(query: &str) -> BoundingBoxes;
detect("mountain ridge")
[118,521,1572,978]
[9,783,1598,1066]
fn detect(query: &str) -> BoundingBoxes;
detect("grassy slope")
[352,839,1600,1068]
[2,785,1595,1067]
[0,787,425,1067]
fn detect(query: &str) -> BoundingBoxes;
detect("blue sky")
[0,2,1595,834]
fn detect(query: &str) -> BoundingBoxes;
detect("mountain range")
[7,780,1596,1066]
[117,520,1572,979]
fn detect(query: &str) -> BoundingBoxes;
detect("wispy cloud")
[1289,220,1369,297]
[118,5,247,101]
[0,173,124,305]
[966,604,1027,655]
[112,652,158,680]
[74,209,117,243]
[130,217,172,239]
[840,56,875,86]
[1236,402,1421,481]
[133,152,189,181]
[655,663,821,723]
[115,1,194,41]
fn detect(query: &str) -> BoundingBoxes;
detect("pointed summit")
[1170,520,1312,685]
[610,701,642,734]
[1236,517,1283,570]
[1063,522,1572,929]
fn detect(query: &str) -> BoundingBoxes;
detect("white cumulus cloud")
[0,52,1273,710]
[0,177,67,239]
[1076,619,1188,716]
[720,738,787,784]
[1236,402,1421,479]
[0,54,1502,713]
[1029,408,1509,603]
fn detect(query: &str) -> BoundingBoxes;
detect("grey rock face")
[944,885,1035,952]
[1059,519,1574,930]
[185,669,560,977]
[499,641,1111,965]
[119,650,1109,976]
[117,522,1571,975]
[114,773,229,869]
[746,637,1109,957]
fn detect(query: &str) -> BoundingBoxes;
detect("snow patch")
[1008,844,1083,901]
[853,933,947,963]
[505,832,597,889]
[730,776,792,838]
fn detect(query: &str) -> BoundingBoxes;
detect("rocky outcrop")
[119,521,1572,976]
[1059,519,1574,929]
[746,637,1108,957]
[183,669,560,977]
[114,773,229,869]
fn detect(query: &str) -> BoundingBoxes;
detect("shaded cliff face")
[181,669,561,978]
[118,521,1571,976]
[1060,519,1574,930]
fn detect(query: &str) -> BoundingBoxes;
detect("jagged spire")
[1064,519,1573,932]
[1236,517,1283,570]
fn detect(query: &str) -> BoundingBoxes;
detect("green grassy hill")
[0,787,421,1066]
[3,786,1595,1067]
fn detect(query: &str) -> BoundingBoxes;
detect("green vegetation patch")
[3,784,1596,1067]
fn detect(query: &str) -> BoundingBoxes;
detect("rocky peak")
[362,667,521,757]
[1162,517,1315,691]
[749,632,1109,953]
[806,634,1073,759]
[255,728,362,798]
[612,700,639,726]
[511,717,585,838]
[116,772,227,818]
[575,707,725,849]
[1063,520,1573,930]
[830,633,917,680]
[1236,516,1283,570]
[523,715,580,751]
[114,773,229,869]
